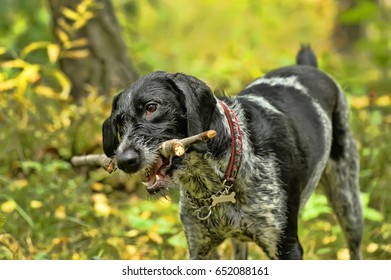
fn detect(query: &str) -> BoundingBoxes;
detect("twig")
[71,154,116,173]
[70,130,217,172]
[160,130,216,157]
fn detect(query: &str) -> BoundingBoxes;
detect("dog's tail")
[296,44,318,68]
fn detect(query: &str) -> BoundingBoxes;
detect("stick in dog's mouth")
[159,130,217,157]
[71,130,217,193]
[141,130,217,193]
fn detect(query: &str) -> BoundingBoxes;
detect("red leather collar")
[218,100,243,185]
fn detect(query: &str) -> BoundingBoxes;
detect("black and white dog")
[102,47,363,259]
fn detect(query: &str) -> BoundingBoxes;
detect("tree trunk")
[332,0,363,53]
[48,0,138,101]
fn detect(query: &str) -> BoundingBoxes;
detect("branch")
[71,154,116,173]
[70,130,217,173]
[159,130,216,157]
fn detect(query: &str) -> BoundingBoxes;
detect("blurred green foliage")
[0,0,390,260]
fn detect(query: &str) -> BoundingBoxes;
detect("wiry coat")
[102,48,363,259]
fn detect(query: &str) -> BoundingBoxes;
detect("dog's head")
[102,71,216,194]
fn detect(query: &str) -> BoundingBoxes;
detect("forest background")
[0,0,390,260]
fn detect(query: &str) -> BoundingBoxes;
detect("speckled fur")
[102,47,363,260]
[176,100,287,259]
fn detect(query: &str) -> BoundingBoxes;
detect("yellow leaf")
[0,59,27,68]
[63,38,89,50]
[52,70,71,100]
[126,245,138,255]
[56,28,70,43]
[93,194,111,216]
[47,44,60,64]
[156,198,172,209]
[0,79,18,92]
[18,65,40,84]
[376,95,391,107]
[72,19,85,30]
[73,12,94,30]
[94,201,111,217]
[60,110,71,127]
[148,231,163,245]
[54,205,66,219]
[20,41,50,59]
[140,211,152,219]
[92,193,107,203]
[162,215,177,224]
[107,237,124,247]
[35,85,58,99]
[1,200,16,213]
[85,228,99,238]
[57,18,73,33]
[136,235,149,245]
[383,244,391,253]
[72,253,81,260]
[51,237,62,245]
[125,229,140,238]
[322,235,337,245]
[30,200,43,209]
[91,182,105,192]
[61,49,90,59]
[76,1,88,14]
[337,248,350,260]
[350,96,369,109]
[366,243,379,253]
[15,179,28,188]
[125,245,141,259]
[61,7,80,21]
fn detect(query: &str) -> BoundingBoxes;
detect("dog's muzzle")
[116,149,141,174]
[116,146,177,194]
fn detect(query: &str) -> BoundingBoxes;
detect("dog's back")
[234,47,362,259]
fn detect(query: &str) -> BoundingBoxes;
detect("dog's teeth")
[142,175,160,189]
[151,180,158,189]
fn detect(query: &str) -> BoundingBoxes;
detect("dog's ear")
[102,93,122,157]
[171,73,216,153]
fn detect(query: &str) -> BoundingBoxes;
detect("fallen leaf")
[1,200,17,213]
[366,243,379,253]
[54,205,66,219]
[337,248,350,260]
[30,200,43,209]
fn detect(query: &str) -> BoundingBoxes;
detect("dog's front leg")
[180,207,222,259]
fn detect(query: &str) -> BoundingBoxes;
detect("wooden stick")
[159,130,216,157]
[70,130,217,172]
[71,154,116,173]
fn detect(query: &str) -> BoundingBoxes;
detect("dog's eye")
[145,103,158,113]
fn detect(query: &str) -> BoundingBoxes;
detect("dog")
[102,46,363,260]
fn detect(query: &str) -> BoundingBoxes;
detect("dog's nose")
[116,150,140,173]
